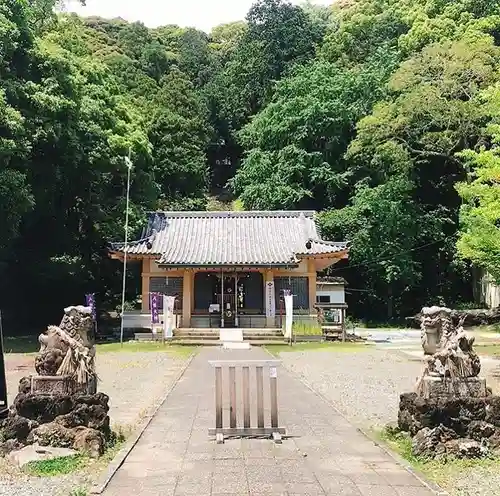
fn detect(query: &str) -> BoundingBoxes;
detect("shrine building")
[108,211,348,330]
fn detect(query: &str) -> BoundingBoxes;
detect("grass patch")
[69,489,89,496]
[378,427,418,463]
[3,336,39,354]
[475,344,500,357]
[287,321,323,336]
[265,342,370,355]
[96,342,197,357]
[475,324,500,334]
[378,427,500,491]
[4,336,197,357]
[24,427,127,479]
[25,454,87,476]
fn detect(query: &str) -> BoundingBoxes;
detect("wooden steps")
[134,328,285,345]
[168,339,287,346]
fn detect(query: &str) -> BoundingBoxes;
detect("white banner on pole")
[163,296,176,339]
[265,281,276,318]
[284,293,293,339]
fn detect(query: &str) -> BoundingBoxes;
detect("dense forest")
[1,0,500,329]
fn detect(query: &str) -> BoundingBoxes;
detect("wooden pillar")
[141,259,150,312]
[182,270,193,328]
[308,259,317,314]
[265,270,275,328]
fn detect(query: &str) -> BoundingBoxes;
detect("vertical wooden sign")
[0,311,8,419]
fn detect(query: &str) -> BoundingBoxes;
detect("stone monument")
[397,306,500,459]
[0,306,111,458]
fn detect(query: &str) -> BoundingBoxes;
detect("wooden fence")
[208,359,286,444]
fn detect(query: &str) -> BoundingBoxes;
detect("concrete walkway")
[103,347,435,496]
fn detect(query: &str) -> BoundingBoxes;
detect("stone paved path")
[103,347,435,495]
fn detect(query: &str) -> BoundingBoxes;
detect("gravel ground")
[0,350,190,496]
[279,347,422,428]
[279,347,500,429]
[279,346,500,496]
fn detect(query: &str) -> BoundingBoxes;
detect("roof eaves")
[155,262,300,269]
[108,230,158,254]
[144,210,317,218]
[317,277,346,285]
[294,238,349,256]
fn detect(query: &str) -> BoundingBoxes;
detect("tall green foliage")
[205,0,323,188]
[1,0,500,327]
[232,48,399,210]
[231,0,500,319]
[456,85,500,283]
[0,1,211,326]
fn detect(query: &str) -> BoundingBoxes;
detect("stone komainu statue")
[0,305,107,458]
[420,306,454,355]
[35,306,97,393]
[417,306,481,394]
[397,305,494,461]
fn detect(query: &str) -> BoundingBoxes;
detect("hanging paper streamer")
[284,290,293,340]
[85,293,96,321]
[163,295,176,339]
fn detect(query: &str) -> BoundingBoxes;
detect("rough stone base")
[420,376,487,399]
[398,391,500,459]
[0,391,111,457]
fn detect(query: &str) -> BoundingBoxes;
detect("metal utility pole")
[120,150,133,347]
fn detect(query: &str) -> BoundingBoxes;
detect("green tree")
[209,21,247,64]
[149,68,210,209]
[0,3,159,325]
[321,0,500,66]
[320,175,428,320]
[205,0,323,189]
[231,48,399,209]
[456,84,500,282]
[323,37,500,318]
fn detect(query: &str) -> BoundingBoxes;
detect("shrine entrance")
[193,272,264,328]
[217,275,238,328]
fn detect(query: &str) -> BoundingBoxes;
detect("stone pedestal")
[28,376,91,395]
[420,376,487,400]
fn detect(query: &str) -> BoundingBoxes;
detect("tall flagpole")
[120,150,133,347]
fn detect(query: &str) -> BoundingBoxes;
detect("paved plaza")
[103,347,436,496]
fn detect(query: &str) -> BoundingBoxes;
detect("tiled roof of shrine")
[109,211,348,267]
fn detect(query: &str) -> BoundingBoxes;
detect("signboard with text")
[266,281,276,318]
[150,292,160,325]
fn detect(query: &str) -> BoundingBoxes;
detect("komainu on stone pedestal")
[35,306,97,393]
[417,310,481,395]
[396,305,500,459]
[0,306,111,458]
